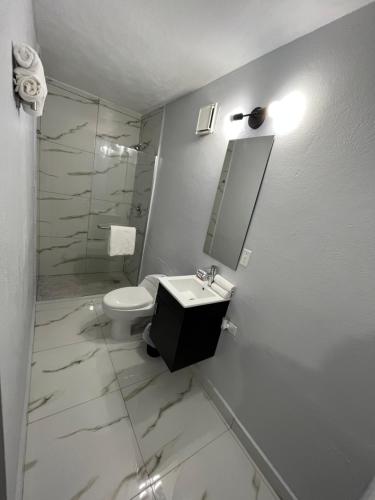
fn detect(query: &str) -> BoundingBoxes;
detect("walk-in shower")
[37,80,162,300]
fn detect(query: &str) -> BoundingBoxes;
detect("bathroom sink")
[158,275,229,308]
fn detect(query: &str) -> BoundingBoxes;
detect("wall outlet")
[239,248,252,267]
[222,318,238,337]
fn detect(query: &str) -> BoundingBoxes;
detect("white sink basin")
[159,275,229,308]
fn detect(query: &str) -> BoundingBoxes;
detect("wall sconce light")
[232,91,306,134]
[232,106,267,129]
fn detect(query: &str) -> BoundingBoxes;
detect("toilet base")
[111,319,132,341]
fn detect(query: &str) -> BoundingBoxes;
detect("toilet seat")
[103,287,153,311]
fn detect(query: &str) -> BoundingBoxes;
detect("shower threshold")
[37,272,132,301]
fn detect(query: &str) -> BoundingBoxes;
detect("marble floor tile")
[25,291,276,500]
[151,431,260,500]
[109,341,167,389]
[23,391,151,500]
[122,369,228,480]
[33,301,102,352]
[102,326,144,351]
[29,341,119,422]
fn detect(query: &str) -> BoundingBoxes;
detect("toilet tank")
[140,274,165,301]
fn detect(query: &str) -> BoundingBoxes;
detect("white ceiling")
[33,0,371,113]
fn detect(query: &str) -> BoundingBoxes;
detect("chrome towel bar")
[97,224,110,230]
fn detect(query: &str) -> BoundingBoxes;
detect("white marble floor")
[23,295,278,500]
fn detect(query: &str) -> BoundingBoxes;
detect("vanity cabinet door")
[150,285,185,371]
[150,284,230,372]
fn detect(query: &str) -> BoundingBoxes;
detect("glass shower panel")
[124,150,156,284]
[87,140,134,274]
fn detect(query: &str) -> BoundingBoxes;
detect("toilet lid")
[104,287,153,310]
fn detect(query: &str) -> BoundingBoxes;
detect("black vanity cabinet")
[149,284,230,372]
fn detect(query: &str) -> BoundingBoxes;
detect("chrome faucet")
[196,265,217,286]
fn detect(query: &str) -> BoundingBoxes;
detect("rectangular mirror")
[204,135,274,269]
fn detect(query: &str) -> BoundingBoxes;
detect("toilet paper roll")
[214,274,235,293]
[210,282,232,300]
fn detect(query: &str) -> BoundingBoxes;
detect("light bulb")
[268,91,306,135]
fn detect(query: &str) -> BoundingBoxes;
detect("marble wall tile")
[90,198,131,219]
[126,162,136,194]
[139,109,163,157]
[24,391,150,500]
[87,198,131,272]
[37,80,157,282]
[122,369,228,480]
[38,236,87,276]
[96,103,140,147]
[87,199,131,243]
[91,139,134,203]
[131,162,154,210]
[38,139,94,197]
[124,235,144,285]
[87,217,119,245]
[123,109,162,284]
[28,340,119,422]
[152,431,259,500]
[38,191,90,238]
[125,155,156,284]
[40,84,98,153]
[86,239,125,273]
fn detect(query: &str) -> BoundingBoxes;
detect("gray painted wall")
[142,4,375,500]
[0,0,37,498]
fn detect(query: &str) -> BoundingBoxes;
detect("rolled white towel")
[210,282,232,300]
[13,44,48,117]
[13,43,39,69]
[14,70,47,116]
[214,274,236,293]
[14,71,42,103]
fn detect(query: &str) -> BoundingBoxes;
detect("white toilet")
[102,274,164,341]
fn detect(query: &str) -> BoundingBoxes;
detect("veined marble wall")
[38,80,158,280]
[124,108,164,284]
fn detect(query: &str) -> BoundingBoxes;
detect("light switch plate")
[239,248,252,267]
